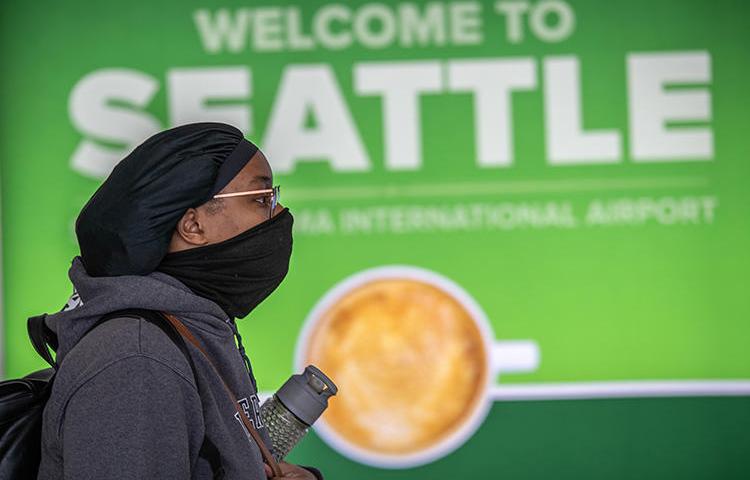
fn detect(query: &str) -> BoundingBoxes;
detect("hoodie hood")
[45,255,232,364]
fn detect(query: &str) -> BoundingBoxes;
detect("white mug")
[294,265,540,469]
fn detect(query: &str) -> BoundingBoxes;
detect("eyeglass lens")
[269,186,280,219]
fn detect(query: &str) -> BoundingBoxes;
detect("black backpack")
[0,309,197,480]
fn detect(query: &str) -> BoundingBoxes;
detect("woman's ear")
[174,208,210,247]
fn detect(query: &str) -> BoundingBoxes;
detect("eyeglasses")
[213,185,280,220]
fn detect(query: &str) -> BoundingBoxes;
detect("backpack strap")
[26,309,150,369]
[27,314,56,368]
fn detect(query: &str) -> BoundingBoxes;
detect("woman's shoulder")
[49,316,197,408]
[39,316,206,467]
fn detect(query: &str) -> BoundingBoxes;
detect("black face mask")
[157,208,293,319]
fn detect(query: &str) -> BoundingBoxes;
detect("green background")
[1,0,748,477]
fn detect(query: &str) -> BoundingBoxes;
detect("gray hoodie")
[38,256,275,480]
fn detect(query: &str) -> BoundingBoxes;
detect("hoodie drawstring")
[227,319,258,392]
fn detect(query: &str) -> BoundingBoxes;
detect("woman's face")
[168,150,285,252]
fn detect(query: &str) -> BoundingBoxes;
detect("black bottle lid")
[276,365,338,426]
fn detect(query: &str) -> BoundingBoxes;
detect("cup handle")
[490,340,540,375]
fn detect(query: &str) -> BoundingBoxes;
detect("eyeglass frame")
[212,185,280,220]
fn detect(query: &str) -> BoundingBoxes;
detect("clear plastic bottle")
[259,365,338,461]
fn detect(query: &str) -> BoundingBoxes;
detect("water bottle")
[260,365,338,461]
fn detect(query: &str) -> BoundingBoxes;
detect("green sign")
[2,0,749,477]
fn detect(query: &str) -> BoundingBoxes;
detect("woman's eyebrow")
[248,175,273,189]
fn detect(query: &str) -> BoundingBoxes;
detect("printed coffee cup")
[294,265,539,468]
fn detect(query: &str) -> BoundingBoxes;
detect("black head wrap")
[76,122,259,277]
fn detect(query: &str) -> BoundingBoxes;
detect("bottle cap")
[276,365,338,426]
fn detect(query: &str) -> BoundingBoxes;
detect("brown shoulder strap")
[160,312,283,478]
